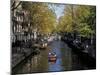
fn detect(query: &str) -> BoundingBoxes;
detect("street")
[13,40,88,74]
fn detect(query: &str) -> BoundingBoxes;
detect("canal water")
[13,40,88,74]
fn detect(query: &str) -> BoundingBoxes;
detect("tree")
[21,2,57,35]
[58,4,96,39]
[11,0,22,11]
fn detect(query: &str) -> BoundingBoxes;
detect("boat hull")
[48,56,57,62]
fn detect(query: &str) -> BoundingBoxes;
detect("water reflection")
[13,40,87,74]
[48,58,62,72]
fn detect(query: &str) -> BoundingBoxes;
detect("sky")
[48,3,65,20]
[54,4,65,19]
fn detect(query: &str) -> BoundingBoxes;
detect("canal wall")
[61,38,96,69]
[12,47,40,70]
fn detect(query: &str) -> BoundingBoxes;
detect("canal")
[13,40,88,74]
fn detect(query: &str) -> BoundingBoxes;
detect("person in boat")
[48,52,57,62]
[48,52,57,57]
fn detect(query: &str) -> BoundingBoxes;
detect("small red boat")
[48,52,57,62]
